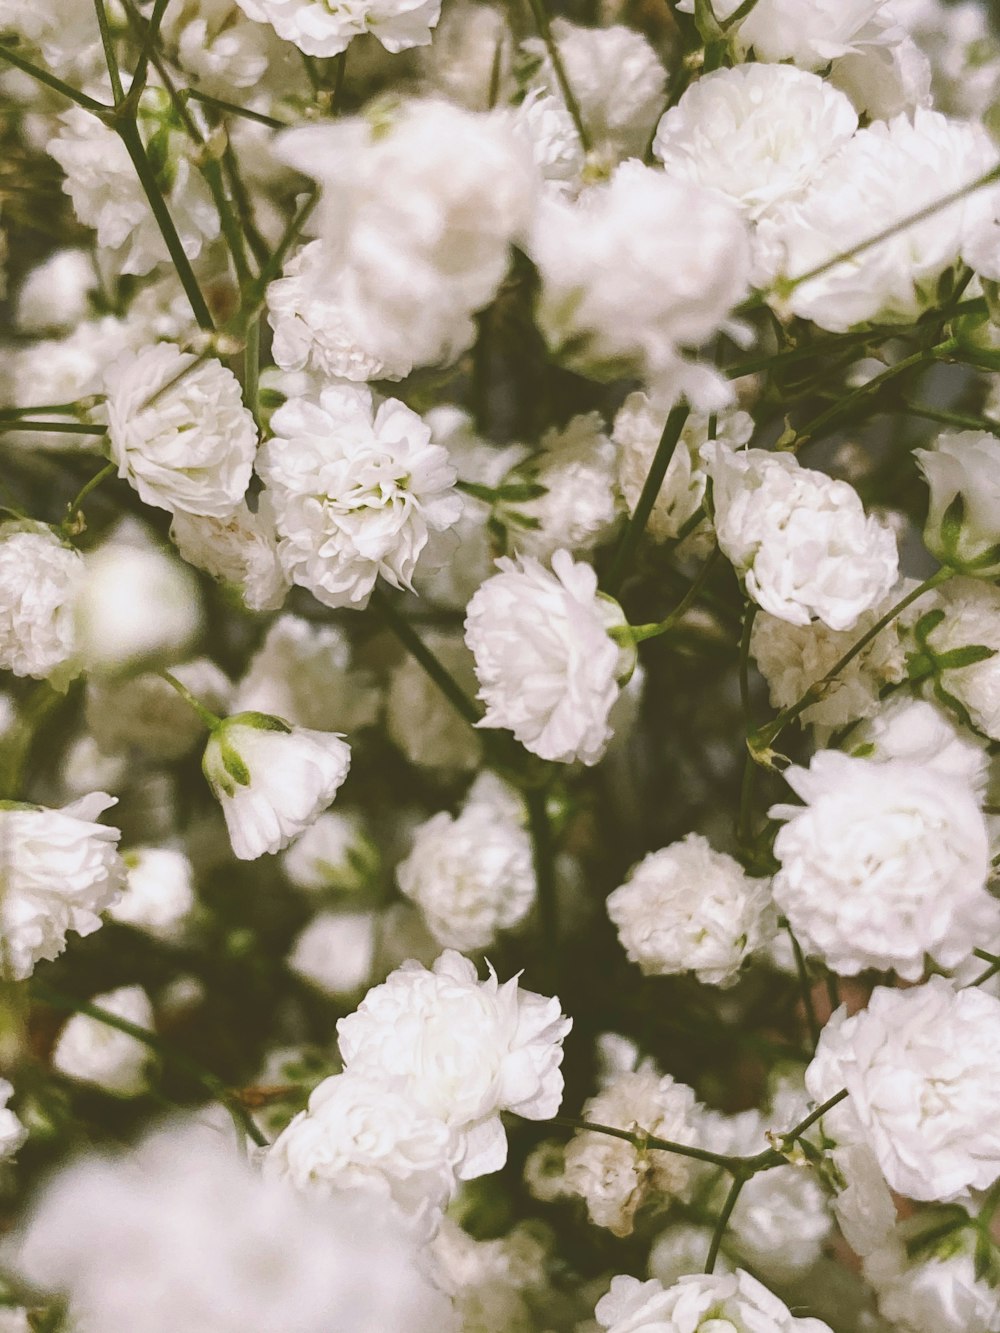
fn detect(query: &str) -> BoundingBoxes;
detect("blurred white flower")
[109,847,196,942]
[464,549,629,765]
[0,793,125,981]
[337,950,571,1178]
[52,985,155,1097]
[0,521,82,686]
[257,384,461,609]
[386,630,482,772]
[287,911,377,997]
[203,713,351,860]
[85,658,232,761]
[282,811,377,894]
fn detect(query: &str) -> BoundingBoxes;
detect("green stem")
[185,89,286,129]
[750,568,952,754]
[794,347,932,446]
[127,0,172,103]
[900,401,1000,437]
[244,315,260,427]
[720,0,761,29]
[605,404,691,596]
[705,1174,745,1273]
[0,401,99,420]
[231,188,319,336]
[0,420,106,436]
[549,1117,739,1172]
[523,0,591,151]
[623,548,722,643]
[736,606,759,846]
[117,120,215,331]
[33,985,268,1148]
[93,0,125,104]
[787,925,820,1049]
[372,589,483,727]
[0,44,110,113]
[63,461,115,529]
[160,670,222,730]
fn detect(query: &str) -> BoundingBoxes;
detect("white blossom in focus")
[530,162,751,406]
[749,590,908,737]
[52,985,155,1097]
[275,103,535,370]
[916,431,1000,575]
[0,794,125,981]
[0,521,83,686]
[464,550,629,765]
[287,911,377,996]
[48,105,219,278]
[771,750,996,978]
[607,834,775,987]
[758,110,1000,332]
[257,384,461,609]
[397,789,536,952]
[12,1118,456,1332]
[234,615,381,734]
[170,500,289,613]
[203,713,351,860]
[918,577,1000,739]
[564,1068,701,1236]
[703,444,899,630]
[595,1269,833,1333]
[653,64,858,224]
[612,395,752,551]
[105,344,257,518]
[337,950,571,1178]
[109,847,196,942]
[266,1070,460,1237]
[806,977,1000,1202]
[234,0,442,57]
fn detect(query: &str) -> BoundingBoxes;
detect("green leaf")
[913,608,946,648]
[933,644,998,670]
[496,481,549,503]
[693,0,726,42]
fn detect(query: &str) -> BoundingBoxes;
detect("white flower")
[287,911,377,996]
[503,413,621,561]
[829,32,932,120]
[266,1070,460,1237]
[234,615,380,734]
[511,89,585,191]
[521,20,666,161]
[257,384,461,609]
[75,527,204,676]
[105,344,257,518]
[0,1078,27,1162]
[234,0,441,57]
[12,1118,456,1333]
[563,1068,701,1236]
[419,3,514,112]
[703,444,899,631]
[160,0,284,97]
[918,577,1000,739]
[0,793,125,981]
[282,811,377,894]
[387,630,482,772]
[612,396,752,550]
[16,248,95,335]
[729,1162,833,1282]
[595,1269,833,1333]
[916,431,1000,575]
[337,950,571,1179]
[52,985,155,1097]
[653,64,858,223]
[0,521,82,685]
[109,847,196,942]
[427,1217,553,1332]
[85,658,232,761]
[203,713,351,860]
[276,103,535,370]
[758,110,1000,332]
[676,0,896,71]
[170,500,289,613]
[397,792,536,952]
[607,834,776,988]
[852,695,989,796]
[807,977,1000,1201]
[530,162,750,405]
[48,104,219,278]
[465,550,629,765]
[771,750,996,978]
[648,1225,730,1287]
[750,590,908,737]
[828,1141,897,1257]
[865,1218,1000,1333]
[266,240,412,384]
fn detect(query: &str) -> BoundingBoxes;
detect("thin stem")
[33,985,267,1148]
[705,1174,744,1273]
[526,786,558,989]
[64,461,115,528]
[372,589,482,727]
[787,925,820,1048]
[720,0,761,29]
[777,1088,849,1148]
[160,670,222,729]
[736,606,759,847]
[605,404,691,596]
[127,0,172,102]
[93,0,125,104]
[0,420,106,436]
[549,1117,739,1171]
[0,45,110,113]
[244,315,260,427]
[794,348,931,446]
[0,402,98,420]
[232,188,319,335]
[751,568,952,754]
[185,88,287,130]
[331,49,347,110]
[901,401,1000,437]
[523,0,591,151]
[117,120,215,331]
